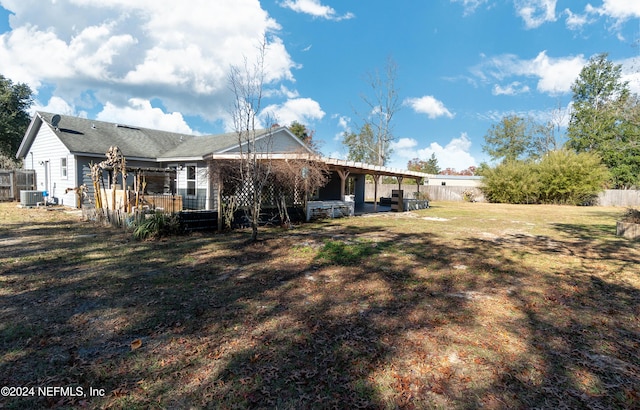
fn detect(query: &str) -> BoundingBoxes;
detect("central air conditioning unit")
[20,190,44,207]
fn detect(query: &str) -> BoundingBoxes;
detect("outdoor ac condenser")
[20,190,44,207]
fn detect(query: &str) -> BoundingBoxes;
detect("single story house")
[426,174,483,187]
[16,112,428,216]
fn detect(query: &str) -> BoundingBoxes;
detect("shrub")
[621,208,640,223]
[462,189,476,202]
[481,160,541,204]
[480,150,609,205]
[536,150,609,205]
[133,212,181,240]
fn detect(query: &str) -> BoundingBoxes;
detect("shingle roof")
[159,131,242,159]
[37,112,195,159]
[19,112,430,180]
[36,112,278,160]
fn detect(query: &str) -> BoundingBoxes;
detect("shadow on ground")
[0,208,639,408]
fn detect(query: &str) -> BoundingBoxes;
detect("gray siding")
[270,131,306,152]
[227,130,306,154]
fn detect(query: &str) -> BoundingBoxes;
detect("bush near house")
[132,211,181,240]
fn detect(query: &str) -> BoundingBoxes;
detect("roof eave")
[69,151,159,162]
[16,113,45,159]
[320,157,429,179]
[207,154,428,179]
[157,156,206,163]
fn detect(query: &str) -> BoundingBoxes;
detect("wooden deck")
[101,189,183,213]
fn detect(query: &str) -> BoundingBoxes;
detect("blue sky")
[1,1,639,171]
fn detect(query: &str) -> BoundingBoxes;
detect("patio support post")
[217,167,223,231]
[337,169,350,201]
[372,174,380,211]
[397,176,403,190]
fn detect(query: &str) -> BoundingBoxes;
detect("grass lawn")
[1,201,639,409]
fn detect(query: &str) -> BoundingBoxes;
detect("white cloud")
[391,133,477,171]
[391,137,418,151]
[563,8,592,30]
[418,134,477,171]
[31,96,82,117]
[564,1,640,31]
[473,51,586,95]
[529,51,585,94]
[327,150,346,160]
[264,85,301,99]
[0,0,297,126]
[587,0,640,22]
[336,115,350,131]
[260,97,325,126]
[332,114,351,141]
[450,0,489,16]
[515,0,557,29]
[620,57,640,95]
[404,96,455,119]
[479,101,572,129]
[279,0,354,21]
[96,98,197,134]
[492,81,530,96]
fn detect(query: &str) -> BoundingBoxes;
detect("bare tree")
[270,157,329,227]
[228,39,276,241]
[355,56,401,166]
[532,101,568,157]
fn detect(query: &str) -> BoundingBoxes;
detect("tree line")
[478,53,639,204]
[0,74,32,168]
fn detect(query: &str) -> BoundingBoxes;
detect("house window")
[60,157,68,179]
[186,165,196,196]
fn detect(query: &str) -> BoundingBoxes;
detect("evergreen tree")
[343,123,377,164]
[0,74,33,159]
[483,115,531,162]
[288,121,320,153]
[567,53,640,188]
[407,153,441,174]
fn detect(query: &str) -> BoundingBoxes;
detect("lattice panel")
[222,176,301,209]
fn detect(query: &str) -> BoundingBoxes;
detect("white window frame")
[60,157,68,179]
[186,164,197,197]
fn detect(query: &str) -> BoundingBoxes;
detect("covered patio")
[320,158,428,203]
[206,153,430,225]
[311,158,429,219]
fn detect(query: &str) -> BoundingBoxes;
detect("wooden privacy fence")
[365,184,485,203]
[364,183,427,201]
[422,186,485,202]
[0,169,36,201]
[366,184,640,207]
[597,190,640,207]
